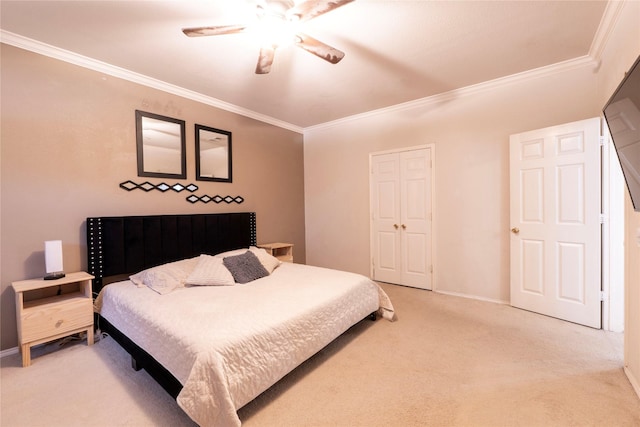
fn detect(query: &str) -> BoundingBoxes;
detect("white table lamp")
[44,240,65,280]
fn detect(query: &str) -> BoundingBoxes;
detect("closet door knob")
[393,224,399,229]
[401,224,406,230]
[511,227,520,234]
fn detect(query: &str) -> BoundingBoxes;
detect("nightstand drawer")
[21,295,92,343]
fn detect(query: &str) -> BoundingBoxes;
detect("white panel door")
[400,149,432,289]
[371,153,402,284]
[509,118,601,328]
[371,147,432,290]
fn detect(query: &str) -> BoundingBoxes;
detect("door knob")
[393,224,399,229]
[401,224,407,230]
[511,227,520,234]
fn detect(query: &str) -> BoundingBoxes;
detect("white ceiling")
[0,0,609,131]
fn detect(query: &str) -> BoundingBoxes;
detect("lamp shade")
[44,240,65,280]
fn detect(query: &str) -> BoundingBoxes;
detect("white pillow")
[249,246,281,273]
[129,257,199,295]
[213,248,249,258]
[185,254,235,286]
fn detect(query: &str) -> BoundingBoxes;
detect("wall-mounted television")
[603,54,640,212]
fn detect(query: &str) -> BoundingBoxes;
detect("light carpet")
[2,282,639,426]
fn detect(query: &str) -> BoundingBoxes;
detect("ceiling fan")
[182,0,354,74]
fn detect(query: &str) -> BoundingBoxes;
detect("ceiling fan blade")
[182,24,247,37]
[287,0,355,22]
[255,46,276,74]
[295,33,345,64]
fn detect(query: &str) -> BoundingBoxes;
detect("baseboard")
[434,289,509,305]
[624,366,640,400]
[0,346,19,358]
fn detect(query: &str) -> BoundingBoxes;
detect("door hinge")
[600,291,607,301]
[599,213,607,224]
[599,135,607,147]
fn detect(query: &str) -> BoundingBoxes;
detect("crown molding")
[0,30,303,134]
[589,0,626,62]
[305,55,598,133]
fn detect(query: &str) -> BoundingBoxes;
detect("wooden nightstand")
[257,243,294,263]
[12,271,94,367]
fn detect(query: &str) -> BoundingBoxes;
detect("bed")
[87,212,395,426]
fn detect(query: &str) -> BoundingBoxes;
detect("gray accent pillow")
[223,251,269,284]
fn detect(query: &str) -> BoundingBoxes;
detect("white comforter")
[98,262,394,426]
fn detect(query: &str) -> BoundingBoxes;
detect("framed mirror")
[195,124,232,183]
[136,110,186,179]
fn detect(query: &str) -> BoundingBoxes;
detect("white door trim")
[601,118,626,332]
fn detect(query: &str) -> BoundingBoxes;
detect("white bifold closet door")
[371,147,433,290]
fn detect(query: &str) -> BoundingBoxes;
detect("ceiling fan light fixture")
[250,13,299,48]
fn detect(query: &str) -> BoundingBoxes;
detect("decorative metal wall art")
[119,181,244,204]
[186,195,244,204]
[119,180,199,193]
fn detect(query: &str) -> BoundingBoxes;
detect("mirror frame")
[135,110,187,179]
[195,124,232,183]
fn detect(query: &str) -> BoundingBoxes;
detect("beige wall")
[624,198,640,396]
[0,44,306,351]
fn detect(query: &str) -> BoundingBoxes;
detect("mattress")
[98,262,393,426]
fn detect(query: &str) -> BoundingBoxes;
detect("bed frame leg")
[368,312,377,321]
[131,357,142,371]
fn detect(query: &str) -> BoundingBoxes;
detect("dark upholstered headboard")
[86,212,256,292]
